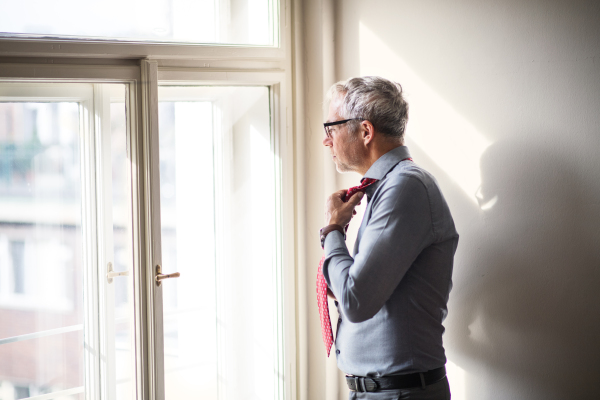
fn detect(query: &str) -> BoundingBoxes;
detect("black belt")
[345,367,446,392]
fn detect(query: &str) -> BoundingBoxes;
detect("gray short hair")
[328,76,409,140]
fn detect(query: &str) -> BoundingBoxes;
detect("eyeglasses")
[323,118,365,138]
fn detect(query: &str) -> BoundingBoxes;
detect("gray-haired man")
[320,76,458,399]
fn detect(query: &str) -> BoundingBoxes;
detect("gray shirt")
[323,146,458,377]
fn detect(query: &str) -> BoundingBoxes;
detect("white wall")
[328,0,600,399]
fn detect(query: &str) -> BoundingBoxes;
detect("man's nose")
[323,136,332,146]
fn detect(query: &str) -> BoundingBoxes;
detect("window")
[158,86,281,399]
[0,0,278,46]
[0,2,295,398]
[0,82,135,400]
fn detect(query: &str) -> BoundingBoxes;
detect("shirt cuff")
[324,229,346,255]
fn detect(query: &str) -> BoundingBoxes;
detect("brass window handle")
[155,264,180,286]
[107,262,130,284]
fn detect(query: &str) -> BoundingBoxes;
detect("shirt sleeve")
[323,174,434,323]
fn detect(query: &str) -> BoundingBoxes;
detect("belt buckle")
[348,375,378,392]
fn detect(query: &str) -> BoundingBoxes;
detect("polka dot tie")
[316,178,379,357]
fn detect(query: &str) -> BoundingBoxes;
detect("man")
[320,76,458,399]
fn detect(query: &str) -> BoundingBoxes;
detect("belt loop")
[359,377,366,392]
[419,372,426,390]
[354,377,361,392]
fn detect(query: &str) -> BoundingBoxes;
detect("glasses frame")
[323,118,365,138]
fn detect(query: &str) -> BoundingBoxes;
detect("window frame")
[0,0,298,397]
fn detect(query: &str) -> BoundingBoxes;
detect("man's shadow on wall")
[448,138,600,399]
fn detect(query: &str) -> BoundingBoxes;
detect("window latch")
[106,262,129,284]
[155,264,180,286]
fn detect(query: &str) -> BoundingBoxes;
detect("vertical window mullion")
[270,84,286,400]
[212,95,227,399]
[136,59,164,400]
[80,88,102,400]
[93,83,116,400]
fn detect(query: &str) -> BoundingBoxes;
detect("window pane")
[159,100,219,398]
[0,334,85,400]
[158,86,280,400]
[0,0,277,46]
[0,101,85,399]
[0,84,136,400]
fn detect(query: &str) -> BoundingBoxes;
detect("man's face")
[323,95,363,173]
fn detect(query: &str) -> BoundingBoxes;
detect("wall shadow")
[447,137,600,399]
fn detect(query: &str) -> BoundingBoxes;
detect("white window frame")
[0,0,298,398]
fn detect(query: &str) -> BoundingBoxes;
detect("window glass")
[0,83,135,400]
[158,86,281,400]
[0,100,85,400]
[0,0,277,46]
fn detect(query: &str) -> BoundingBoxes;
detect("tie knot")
[344,178,378,202]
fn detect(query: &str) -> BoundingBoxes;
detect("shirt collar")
[362,145,412,182]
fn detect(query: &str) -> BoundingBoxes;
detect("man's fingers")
[325,189,365,226]
[347,191,364,207]
[334,189,347,200]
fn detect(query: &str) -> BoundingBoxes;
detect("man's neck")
[357,141,404,175]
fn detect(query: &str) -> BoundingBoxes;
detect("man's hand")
[325,189,364,227]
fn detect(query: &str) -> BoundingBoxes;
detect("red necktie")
[316,178,379,357]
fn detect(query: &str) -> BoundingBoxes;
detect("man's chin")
[335,164,350,173]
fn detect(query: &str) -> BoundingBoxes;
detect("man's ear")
[361,120,376,145]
